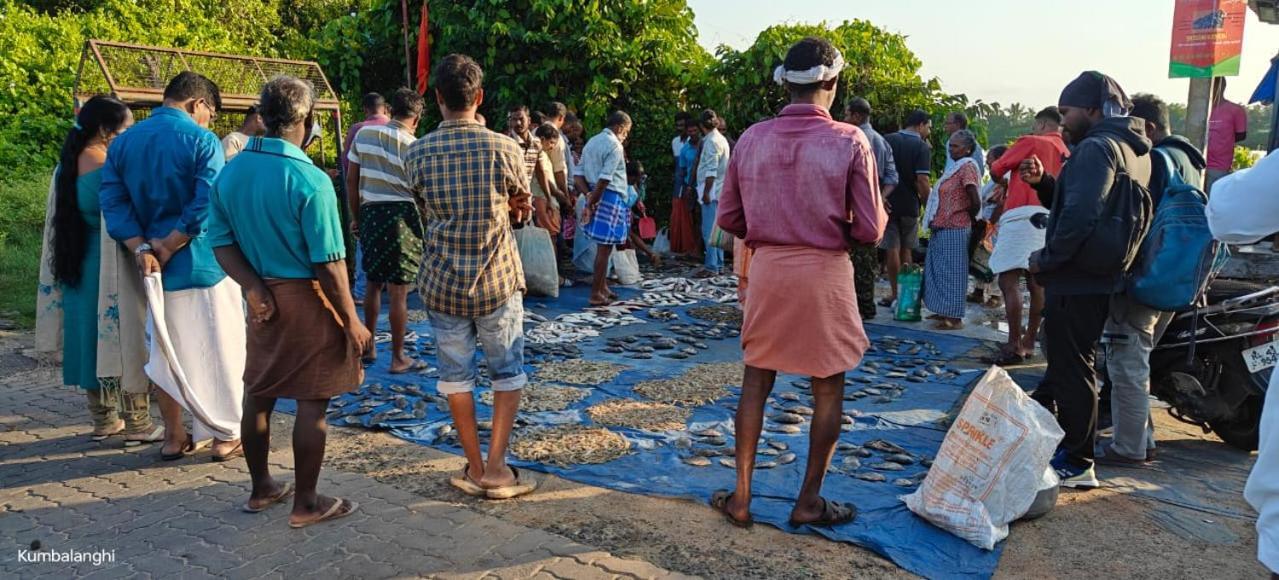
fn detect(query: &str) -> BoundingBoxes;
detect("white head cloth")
[773,49,846,86]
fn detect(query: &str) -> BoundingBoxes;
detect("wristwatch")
[134,243,154,255]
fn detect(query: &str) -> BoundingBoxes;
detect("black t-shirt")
[884,131,932,218]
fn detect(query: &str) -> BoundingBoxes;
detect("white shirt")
[222,131,250,161]
[1231,151,1279,575]
[1247,367,1279,574]
[1208,151,1279,245]
[581,128,627,192]
[696,128,730,203]
[671,135,687,159]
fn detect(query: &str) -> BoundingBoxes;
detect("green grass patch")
[0,169,53,328]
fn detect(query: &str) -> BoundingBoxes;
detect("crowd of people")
[29,35,1275,569]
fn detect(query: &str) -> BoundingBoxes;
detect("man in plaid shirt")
[405,53,536,499]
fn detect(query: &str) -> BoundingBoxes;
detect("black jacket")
[1033,117,1152,295]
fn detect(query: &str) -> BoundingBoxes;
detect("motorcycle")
[1149,279,1279,451]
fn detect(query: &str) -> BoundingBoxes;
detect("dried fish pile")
[634,362,742,406]
[586,400,691,432]
[830,438,932,486]
[407,309,429,323]
[524,342,583,363]
[639,277,739,304]
[535,360,628,385]
[556,311,646,329]
[327,382,437,427]
[524,322,600,345]
[478,384,590,412]
[603,332,707,361]
[844,358,959,404]
[511,425,631,466]
[687,305,743,327]
[872,335,944,358]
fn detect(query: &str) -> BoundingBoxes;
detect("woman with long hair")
[36,96,161,444]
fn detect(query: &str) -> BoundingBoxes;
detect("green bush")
[0,170,53,327]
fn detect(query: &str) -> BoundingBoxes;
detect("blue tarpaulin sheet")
[283,283,1003,578]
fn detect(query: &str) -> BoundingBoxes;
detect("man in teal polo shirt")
[100,71,245,462]
[209,75,372,527]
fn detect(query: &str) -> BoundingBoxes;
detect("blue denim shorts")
[426,292,527,395]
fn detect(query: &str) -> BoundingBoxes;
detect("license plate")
[1243,340,1279,374]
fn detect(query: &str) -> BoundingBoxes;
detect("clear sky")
[687,0,1279,107]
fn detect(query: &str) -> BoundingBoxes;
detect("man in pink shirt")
[712,37,887,530]
[985,107,1069,364]
[1205,78,1248,193]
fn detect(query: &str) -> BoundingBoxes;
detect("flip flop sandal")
[389,359,430,375]
[212,440,244,463]
[242,481,295,513]
[449,466,487,497]
[92,419,126,441]
[486,467,538,500]
[289,497,359,529]
[877,298,895,308]
[788,497,856,528]
[709,489,754,529]
[160,435,196,461]
[124,425,166,447]
[981,349,1026,366]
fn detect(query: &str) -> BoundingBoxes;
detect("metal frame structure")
[74,39,357,268]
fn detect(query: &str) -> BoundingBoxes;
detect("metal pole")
[401,0,413,88]
[1186,77,1216,179]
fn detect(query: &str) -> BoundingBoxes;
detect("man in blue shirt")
[100,71,245,462]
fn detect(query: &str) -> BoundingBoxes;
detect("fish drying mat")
[279,282,1008,579]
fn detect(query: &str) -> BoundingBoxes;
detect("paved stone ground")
[0,367,692,579]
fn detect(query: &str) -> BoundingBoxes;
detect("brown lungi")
[244,279,363,400]
[741,245,869,379]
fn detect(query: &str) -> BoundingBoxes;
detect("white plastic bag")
[513,225,559,298]
[611,249,642,285]
[903,366,1064,550]
[652,228,671,255]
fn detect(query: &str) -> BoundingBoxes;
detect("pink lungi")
[741,245,868,378]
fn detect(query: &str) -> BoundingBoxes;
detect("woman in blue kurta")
[37,96,161,443]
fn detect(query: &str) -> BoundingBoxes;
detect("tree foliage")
[0,0,284,181]
[309,0,713,219]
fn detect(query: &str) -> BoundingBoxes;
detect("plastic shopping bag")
[611,249,642,285]
[513,225,559,298]
[894,264,923,321]
[708,224,735,251]
[903,366,1065,550]
[652,228,671,255]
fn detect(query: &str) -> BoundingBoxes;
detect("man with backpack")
[1096,94,1206,467]
[1023,71,1152,489]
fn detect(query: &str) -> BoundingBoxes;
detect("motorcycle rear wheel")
[1209,395,1262,451]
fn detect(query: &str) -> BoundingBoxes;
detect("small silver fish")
[683,456,712,467]
[871,462,906,471]
[778,452,797,465]
[854,472,887,482]
[719,457,737,468]
[755,461,778,470]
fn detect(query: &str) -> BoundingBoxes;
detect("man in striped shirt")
[345,88,426,374]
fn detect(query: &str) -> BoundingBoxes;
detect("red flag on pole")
[416,2,430,95]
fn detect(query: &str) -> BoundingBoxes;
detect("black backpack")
[1074,138,1154,276]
